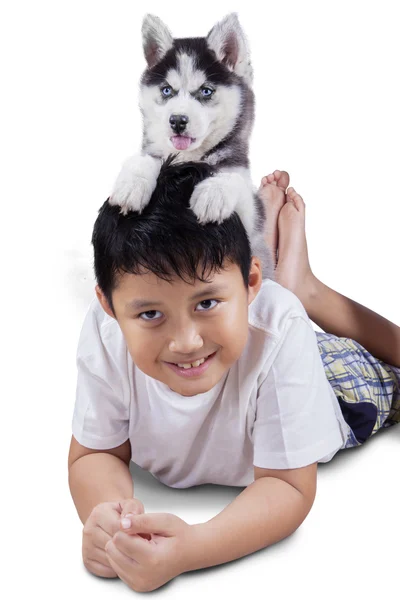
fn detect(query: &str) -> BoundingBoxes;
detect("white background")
[2,1,399,598]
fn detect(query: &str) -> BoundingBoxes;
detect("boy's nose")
[169,331,203,355]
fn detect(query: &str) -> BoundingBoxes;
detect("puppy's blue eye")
[201,87,214,97]
[161,86,172,97]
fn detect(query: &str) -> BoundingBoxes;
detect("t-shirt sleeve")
[71,304,130,450]
[253,315,344,470]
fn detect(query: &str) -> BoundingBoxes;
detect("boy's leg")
[259,176,400,368]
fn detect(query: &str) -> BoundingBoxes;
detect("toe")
[286,186,295,201]
[286,187,305,212]
[259,174,272,189]
[276,170,290,190]
[273,170,282,182]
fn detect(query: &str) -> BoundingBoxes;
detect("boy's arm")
[68,435,134,524]
[186,462,317,571]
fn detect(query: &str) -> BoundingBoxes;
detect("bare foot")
[274,187,318,310]
[258,170,290,267]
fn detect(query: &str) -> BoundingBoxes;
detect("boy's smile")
[96,259,262,397]
[163,349,219,379]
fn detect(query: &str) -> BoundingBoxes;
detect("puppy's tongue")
[171,136,193,150]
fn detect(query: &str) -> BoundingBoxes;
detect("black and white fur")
[110,13,274,279]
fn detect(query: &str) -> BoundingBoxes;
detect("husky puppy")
[110,13,274,279]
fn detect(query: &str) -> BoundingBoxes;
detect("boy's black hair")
[92,155,252,315]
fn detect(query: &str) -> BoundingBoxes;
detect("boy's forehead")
[113,263,242,304]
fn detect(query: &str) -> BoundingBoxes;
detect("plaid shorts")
[316,332,400,448]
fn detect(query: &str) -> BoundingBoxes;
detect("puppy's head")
[139,13,254,157]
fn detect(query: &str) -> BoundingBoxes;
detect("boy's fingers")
[92,526,113,550]
[119,512,175,536]
[94,511,119,537]
[85,557,118,579]
[120,498,145,519]
[118,499,150,537]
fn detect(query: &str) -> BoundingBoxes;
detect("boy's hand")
[106,512,194,592]
[82,498,145,578]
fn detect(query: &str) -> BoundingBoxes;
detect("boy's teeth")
[177,357,206,369]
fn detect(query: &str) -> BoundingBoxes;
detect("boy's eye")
[196,299,219,311]
[161,86,173,97]
[139,310,163,321]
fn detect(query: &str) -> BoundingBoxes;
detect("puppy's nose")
[169,114,189,134]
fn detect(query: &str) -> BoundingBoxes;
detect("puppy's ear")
[206,13,253,85]
[142,14,174,68]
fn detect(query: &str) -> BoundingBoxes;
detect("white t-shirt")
[72,279,350,488]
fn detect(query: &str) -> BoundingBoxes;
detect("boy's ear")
[247,256,263,305]
[95,285,116,319]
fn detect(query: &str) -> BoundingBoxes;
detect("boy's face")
[96,258,262,397]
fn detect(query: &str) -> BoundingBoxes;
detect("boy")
[68,157,400,593]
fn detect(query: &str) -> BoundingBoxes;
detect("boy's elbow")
[67,435,132,471]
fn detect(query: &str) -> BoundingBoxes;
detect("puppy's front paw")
[189,178,236,224]
[109,155,160,215]
[110,175,154,215]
